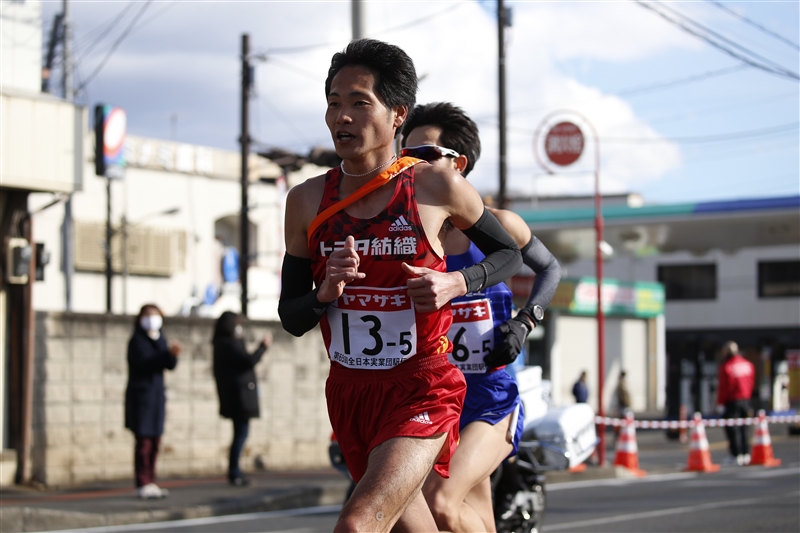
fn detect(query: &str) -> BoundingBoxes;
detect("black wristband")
[517,306,539,326]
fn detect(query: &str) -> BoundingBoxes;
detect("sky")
[41,0,799,205]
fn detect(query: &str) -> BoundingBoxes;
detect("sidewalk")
[0,469,350,533]
[1,425,795,533]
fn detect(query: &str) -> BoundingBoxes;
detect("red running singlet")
[308,162,452,369]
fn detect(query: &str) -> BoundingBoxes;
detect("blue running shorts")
[461,369,525,456]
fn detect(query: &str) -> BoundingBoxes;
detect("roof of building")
[514,195,800,262]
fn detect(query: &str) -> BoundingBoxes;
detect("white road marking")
[545,491,800,531]
[547,471,698,491]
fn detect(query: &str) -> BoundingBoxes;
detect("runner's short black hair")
[326,38,418,124]
[400,102,482,177]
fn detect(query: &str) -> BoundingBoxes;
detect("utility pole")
[105,175,112,313]
[62,0,75,311]
[497,0,508,209]
[352,0,364,40]
[240,34,251,317]
[64,0,75,310]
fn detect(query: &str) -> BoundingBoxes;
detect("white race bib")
[327,286,417,370]
[448,298,494,374]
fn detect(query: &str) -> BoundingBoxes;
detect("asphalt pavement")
[1,424,797,533]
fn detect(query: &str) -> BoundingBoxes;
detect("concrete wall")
[32,312,331,487]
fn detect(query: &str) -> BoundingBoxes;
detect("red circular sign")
[544,121,584,166]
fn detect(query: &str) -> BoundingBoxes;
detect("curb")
[547,465,650,484]
[0,484,348,533]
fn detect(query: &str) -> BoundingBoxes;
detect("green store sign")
[549,277,665,318]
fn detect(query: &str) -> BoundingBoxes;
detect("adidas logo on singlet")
[389,215,413,232]
[409,411,433,425]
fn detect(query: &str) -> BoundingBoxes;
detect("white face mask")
[234,325,243,337]
[140,314,163,332]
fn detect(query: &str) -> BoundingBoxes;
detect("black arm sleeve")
[520,235,562,311]
[459,209,522,294]
[277,253,330,337]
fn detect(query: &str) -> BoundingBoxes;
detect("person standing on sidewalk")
[617,370,631,416]
[614,370,632,444]
[573,371,589,403]
[212,311,272,486]
[125,304,181,499]
[716,341,755,465]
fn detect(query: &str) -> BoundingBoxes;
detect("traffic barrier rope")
[612,411,646,476]
[749,410,781,468]
[684,412,720,473]
[594,413,800,429]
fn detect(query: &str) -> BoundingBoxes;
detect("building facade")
[1,0,85,485]
[515,194,800,419]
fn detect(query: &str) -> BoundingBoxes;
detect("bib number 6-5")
[451,327,491,362]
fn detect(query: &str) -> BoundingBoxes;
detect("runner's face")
[404,126,458,172]
[326,66,402,161]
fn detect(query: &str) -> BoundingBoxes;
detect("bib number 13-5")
[327,286,417,369]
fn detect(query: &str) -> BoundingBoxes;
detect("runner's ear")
[393,105,409,129]
[454,154,469,175]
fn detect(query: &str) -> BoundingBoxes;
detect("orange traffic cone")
[749,410,781,467]
[684,412,720,472]
[613,411,646,476]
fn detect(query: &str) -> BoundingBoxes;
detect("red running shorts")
[326,352,466,483]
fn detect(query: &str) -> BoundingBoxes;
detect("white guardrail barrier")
[595,414,800,429]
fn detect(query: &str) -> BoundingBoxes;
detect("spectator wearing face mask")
[212,311,272,486]
[125,304,181,499]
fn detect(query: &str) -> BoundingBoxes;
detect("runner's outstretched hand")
[402,263,466,312]
[484,314,532,369]
[318,236,365,302]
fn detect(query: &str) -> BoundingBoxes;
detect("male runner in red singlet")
[401,102,561,532]
[278,40,522,533]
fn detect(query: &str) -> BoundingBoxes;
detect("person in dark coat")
[125,304,181,499]
[573,370,589,403]
[212,311,272,486]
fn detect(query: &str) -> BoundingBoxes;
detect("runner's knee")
[425,487,461,529]
[335,508,382,533]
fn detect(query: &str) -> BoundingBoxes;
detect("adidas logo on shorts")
[389,215,413,232]
[409,411,433,425]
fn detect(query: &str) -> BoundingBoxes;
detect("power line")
[261,2,463,55]
[602,122,798,144]
[604,90,798,131]
[616,64,748,97]
[653,1,795,75]
[76,0,153,93]
[634,1,799,81]
[496,64,748,120]
[74,1,135,52]
[705,0,800,51]
[266,56,323,82]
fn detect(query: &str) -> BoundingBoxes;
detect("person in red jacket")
[716,341,755,465]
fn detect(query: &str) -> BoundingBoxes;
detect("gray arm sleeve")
[520,235,561,311]
[459,209,523,294]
